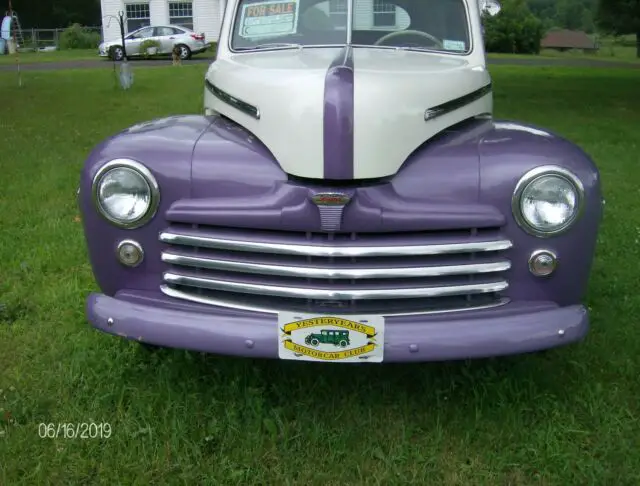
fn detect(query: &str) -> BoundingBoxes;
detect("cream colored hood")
[204,47,492,180]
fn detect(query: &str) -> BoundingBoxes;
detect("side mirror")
[480,0,501,16]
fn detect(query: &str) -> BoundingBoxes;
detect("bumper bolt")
[409,344,419,353]
[558,329,565,337]
[107,318,114,327]
[245,339,254,349]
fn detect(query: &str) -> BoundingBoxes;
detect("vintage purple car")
[79,0,603,363]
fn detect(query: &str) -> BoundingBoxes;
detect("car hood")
[205,47,491,180]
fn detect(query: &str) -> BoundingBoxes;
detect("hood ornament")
[311,192,351,232]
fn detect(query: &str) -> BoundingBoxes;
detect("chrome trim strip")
[161,252,511,278]
[91,159,160,230]
[205,79,260,119]
[163,272,508,300]
[159,232,513,257]
[424,83,492,121]
[511,165,585,238]
[346,0,353,44]
[160,285,511,316]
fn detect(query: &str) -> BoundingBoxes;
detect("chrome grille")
[159,224,512,316]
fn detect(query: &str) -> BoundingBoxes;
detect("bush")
[140,39,161,58]
[59,24,102,50]
[483,0,544,54]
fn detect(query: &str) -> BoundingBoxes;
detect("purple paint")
[323,46,354,180]
[88,291,589,362]
[78,113,602,362]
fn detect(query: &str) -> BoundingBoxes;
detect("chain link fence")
[16,26,103,50]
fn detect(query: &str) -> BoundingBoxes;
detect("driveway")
[0,55,638,72]
[0,57,214,71]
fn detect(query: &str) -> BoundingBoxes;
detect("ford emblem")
[311,192,351,206]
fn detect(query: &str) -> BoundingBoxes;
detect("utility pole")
[118,10,128,60]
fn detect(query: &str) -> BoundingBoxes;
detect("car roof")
[131,25,191,33]
[160,25,192,32]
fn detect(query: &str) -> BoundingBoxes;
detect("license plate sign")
[277,312,385,363]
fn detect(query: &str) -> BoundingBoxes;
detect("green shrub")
[140,39,161,58]
[483,0,544,54]
[59,24,102,50]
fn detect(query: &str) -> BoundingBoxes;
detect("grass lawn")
[489,34,640,64]
[0,64,639,484]
[0,48,215,65]
[488,47,640,65]
[489,50,640,65]
[0,49,99,65]
[0,39,636,67]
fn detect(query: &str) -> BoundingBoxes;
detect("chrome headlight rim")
[512,165,585,238]
[91,158,160,229]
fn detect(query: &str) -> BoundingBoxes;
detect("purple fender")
[79,114,602,311]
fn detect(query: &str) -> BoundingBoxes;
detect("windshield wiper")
[236,43,303,51]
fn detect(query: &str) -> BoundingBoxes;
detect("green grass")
[489,35,640,64]
[0,46,216,65]
[0,49,99,64]
[0,44,635,67]
[0,64,639,484]
[489,49,640,65]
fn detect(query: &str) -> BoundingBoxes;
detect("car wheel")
[339,340,348,348]
[310,338,320,347]
[177,44,191,60]
[109,46,124,61]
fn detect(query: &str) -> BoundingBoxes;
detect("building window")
[169,2,194,30]
[373,0,396,27]
[125,3,151,33]
[329,0,347,27]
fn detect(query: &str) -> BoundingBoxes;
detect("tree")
[484,0,544,54]
[597,0,640,57]
[8,0,101,29]
[528,0,598,33]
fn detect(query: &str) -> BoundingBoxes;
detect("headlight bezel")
[91,158,160,229]
[512,165,585,238]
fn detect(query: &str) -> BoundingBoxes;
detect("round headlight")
[512,166,584,237]
[92,159,159,228]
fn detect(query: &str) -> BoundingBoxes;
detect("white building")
[100,0,227,42]
[323,0,410,31]
[100,0,411,44]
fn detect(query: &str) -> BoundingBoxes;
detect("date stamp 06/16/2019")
[38,422,112,439]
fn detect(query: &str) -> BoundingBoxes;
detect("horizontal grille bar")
[159,231,513,257]
[163,272,509,300]
[160,285,511,316]
[161,252,511,279]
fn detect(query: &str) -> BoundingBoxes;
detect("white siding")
[354,0,410,30]
[101,0,125,42]
[150,0,169,25]
[313,0,409,30]
[100,0,223,43]
[193,0,224,41]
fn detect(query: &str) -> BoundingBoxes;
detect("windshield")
[230,0,471,54]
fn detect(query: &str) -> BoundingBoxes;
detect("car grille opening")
[159,223,512,316]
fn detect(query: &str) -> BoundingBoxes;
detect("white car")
[98,25,209,61]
